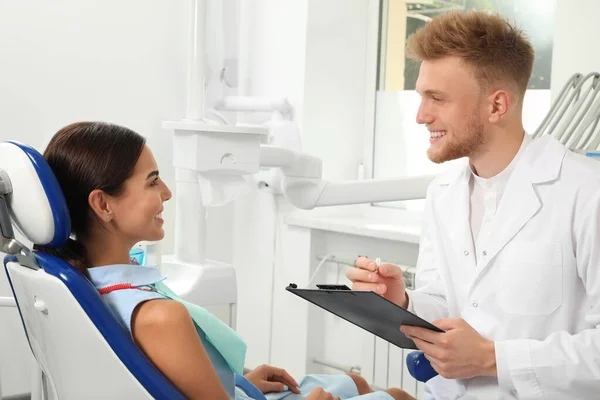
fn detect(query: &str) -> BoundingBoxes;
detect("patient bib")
[152,280,247,375]
[89,264,247,376]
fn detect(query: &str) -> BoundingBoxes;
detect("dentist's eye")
[151,178,159,186]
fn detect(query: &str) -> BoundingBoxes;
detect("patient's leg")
[347,373,372,394]
[384,388,416,400]
[346,373,415,400]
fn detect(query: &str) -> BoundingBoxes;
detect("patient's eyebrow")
[146,170,159,179]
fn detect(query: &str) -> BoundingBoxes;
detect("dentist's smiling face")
[415,56,487,163]
[107,146,172,242]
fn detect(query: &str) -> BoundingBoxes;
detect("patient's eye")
[150,177,159,186]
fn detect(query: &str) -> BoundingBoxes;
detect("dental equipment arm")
[159,118,434,309]
[0,170,15,249]
[534,73,582,139]
[215,97,293,119]
[532,71,600,152]
[259,145,434,209]
[0,170,22,309]
[547,73,590,143]
[557,73,600,147]
[0,170,28,257]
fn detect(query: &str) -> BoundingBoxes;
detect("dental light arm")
[283,176,434,209]
[259,145,435,210]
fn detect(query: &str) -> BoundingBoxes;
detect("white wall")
[232,0,308,369]
[0,0,190,251]
[233,0,377,372]
[0,1,192,395]
[240,0,308,122]
[551,0,600,99]
[302,0,372,181]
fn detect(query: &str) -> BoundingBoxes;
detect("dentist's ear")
[88,189,113,222]
[488,89,510,124]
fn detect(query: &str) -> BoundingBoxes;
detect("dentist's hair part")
[34,122,146,272]
[406,11,535,97]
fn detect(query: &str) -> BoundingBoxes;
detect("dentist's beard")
[427,114,484,164]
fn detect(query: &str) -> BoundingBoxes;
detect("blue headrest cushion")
[0,141,70,247]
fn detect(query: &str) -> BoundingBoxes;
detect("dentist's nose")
[416,101,434,125]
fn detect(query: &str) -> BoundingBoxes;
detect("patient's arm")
[131,299,230,400]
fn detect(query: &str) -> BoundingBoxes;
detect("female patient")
[36,121,413,400]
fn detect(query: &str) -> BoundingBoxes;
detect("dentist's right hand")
[346,257,409,308]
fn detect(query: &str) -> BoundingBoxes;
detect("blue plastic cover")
[406,350,439,383]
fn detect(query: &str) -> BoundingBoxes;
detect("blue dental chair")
[0,141,186,400]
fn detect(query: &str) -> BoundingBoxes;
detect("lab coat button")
[482,250,487,256]
[464,250,469,256]
[472,302,478,308]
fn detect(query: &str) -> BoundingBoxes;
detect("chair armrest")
[0,296,16,307]
[406,351,438,382]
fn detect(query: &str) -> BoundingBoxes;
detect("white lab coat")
[408,135,600,400]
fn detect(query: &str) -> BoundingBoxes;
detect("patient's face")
[108,146,172,243]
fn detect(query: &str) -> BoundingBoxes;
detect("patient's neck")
[82,225,133,268]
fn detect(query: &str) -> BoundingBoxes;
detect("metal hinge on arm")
[0,169,39,270]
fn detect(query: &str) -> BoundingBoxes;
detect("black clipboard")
[286,284,443,350]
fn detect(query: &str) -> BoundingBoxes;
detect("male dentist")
[348,11,600,400]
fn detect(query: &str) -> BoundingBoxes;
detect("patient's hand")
[244,364,301,394]
[307,387,340,400]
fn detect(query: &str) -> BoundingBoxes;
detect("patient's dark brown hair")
[34,122,145,273]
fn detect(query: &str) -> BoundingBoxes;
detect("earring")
[105,214,111,221]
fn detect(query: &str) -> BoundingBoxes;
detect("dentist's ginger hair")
[406,11,534,97]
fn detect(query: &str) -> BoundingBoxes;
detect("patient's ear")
[88,189,112,222]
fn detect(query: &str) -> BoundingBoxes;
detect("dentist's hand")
[307,387,340,400]
[346,256,409,308]
[244,364,301,394]
[400,318,497,379]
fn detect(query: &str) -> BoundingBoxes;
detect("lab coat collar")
[432,159,470,186]
[87,264,167,290]
[520,135,567,184]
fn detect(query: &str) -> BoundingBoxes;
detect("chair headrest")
[0,141,70,248]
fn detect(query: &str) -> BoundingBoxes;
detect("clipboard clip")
[316,284,351,290]
[287,283,351,291]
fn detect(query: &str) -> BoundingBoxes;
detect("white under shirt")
[469,134,532,263]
